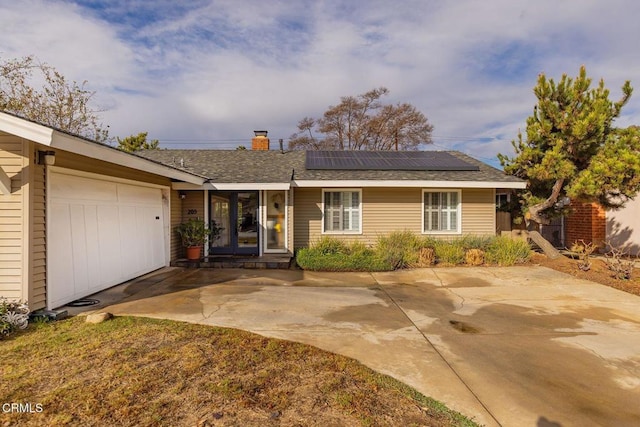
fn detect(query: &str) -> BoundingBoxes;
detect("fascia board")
[292,180,526,189]
[50,131,205,185]
[172,182,291,191]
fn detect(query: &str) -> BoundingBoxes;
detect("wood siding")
[0,132,26,301]
[293,187,496,248]
[461,188,496,235]
[30,160,46,309]
[170,189,182,261]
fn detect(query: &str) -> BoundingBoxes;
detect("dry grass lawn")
[0,316,477,427]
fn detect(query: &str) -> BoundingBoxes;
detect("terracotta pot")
[186,246,202,261]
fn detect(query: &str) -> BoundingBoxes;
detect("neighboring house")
[565,200,640,253]
[0,114,525,310]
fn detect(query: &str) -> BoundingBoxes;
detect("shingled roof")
[135,149,524,185]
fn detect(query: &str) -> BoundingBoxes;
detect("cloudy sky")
[1,0,639,167]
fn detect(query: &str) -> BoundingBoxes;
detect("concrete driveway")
[76,266,640,427]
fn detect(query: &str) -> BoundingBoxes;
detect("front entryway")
[210,191,259,255]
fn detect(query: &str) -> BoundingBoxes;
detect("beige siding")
[294,188,321,248]
[30,161,46,310]
[181,191,204,220]
[0,133,26,302]
[170,189,182,261]
[177,191,204,258]
[461,188,495,235]
[293,187,496,249]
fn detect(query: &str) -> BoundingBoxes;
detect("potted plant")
[176,218,223,261]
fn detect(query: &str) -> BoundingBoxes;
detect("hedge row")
[296,231,531,272]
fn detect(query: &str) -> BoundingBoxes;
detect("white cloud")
[1,0,639,161]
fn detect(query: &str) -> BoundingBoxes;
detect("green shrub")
[296,239,392,271]
[297,232,531,271]
[486,236,531,266]
[434,240,466,265]
[312,236,350,255]
[375,230,421,269]
[459,235,493,250]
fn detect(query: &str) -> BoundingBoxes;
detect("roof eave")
[292,179,526,189]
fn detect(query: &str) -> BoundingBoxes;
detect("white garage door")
[48,170,167,308]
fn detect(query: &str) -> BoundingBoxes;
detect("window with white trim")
[323,190,361,233]
[423,190,461,233]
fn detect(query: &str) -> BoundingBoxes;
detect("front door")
[209,191,259,255]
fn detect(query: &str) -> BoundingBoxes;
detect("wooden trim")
[0,166,10,194]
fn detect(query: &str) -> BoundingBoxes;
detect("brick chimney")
[252,130,270,150]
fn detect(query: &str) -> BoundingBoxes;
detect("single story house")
[0,113,525,310]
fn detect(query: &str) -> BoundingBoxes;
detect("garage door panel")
[97,204,123,287]
[148,206,165,269]
[83,205,101,290]
[119,205,141,276]
[51,173,118,202]
[118,183,162,204]
[48,203,75,308]
[69,204,89,296]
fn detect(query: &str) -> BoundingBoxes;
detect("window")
[323,190,361,233]
[423,190,461,233]
[496,192,510,209]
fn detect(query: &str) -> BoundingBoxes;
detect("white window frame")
[422,189,462,234]
[321,189,363,234]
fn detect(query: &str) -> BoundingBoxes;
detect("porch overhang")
[292,180,527,189]
[172,182,291,191]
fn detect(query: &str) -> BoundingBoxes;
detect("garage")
[47,168,168,309]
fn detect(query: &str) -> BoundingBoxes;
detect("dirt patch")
[530,252,640,297]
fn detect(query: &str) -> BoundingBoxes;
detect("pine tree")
[499,66,640,225]
[117,132,159,152]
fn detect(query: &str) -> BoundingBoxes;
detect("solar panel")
[305,151,480,171]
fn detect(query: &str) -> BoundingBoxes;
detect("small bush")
[296,239,392,271]
[415,247,436,267]
[604,244,635,280]
[465,249,485,266]
[375,230,421,269]
[313,236,350,255]
[434,240,466,265]
[0,298,30,339]
[459,235,493,251]
[486,236,531,266]
[569,240,596,271]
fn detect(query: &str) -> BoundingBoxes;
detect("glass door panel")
[265,190,286,251]
[210,191,259,255]
[237,192,258,251]
[211,195,231,250]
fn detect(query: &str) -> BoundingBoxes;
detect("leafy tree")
[289,87,433,150]
[499,66,640,225]
[0,55,109,142]
[116,132,159,152]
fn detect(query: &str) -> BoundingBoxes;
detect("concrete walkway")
[72,266,640,427]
